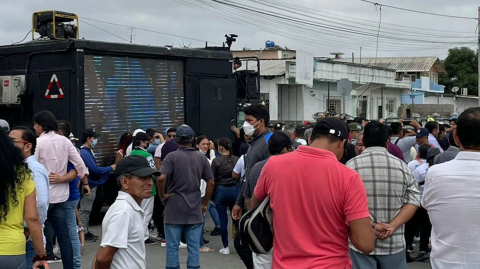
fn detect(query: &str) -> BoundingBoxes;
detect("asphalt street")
[49,216,432,269]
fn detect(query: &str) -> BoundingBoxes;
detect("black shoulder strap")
[394,137,402,145]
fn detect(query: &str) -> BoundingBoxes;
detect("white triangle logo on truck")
[45,74,65,99]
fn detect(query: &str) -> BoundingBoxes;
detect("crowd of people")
[0,105,479,269]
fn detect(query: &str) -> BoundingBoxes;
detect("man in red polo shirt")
[251,117,375,269]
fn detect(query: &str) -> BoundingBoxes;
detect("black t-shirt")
[340,143,357,164]
[211,155,239,186]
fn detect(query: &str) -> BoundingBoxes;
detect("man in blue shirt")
[79,128,116,241]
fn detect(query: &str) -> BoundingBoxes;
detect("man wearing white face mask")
[232,104,272,269]
[79,128,116,241]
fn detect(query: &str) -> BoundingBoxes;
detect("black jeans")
[405,206,432,252]
[234,229,253,269]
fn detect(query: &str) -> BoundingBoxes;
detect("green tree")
[439,47,478,96]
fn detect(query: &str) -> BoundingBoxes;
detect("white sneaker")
[219,247,230,255]
[179,242,188,249]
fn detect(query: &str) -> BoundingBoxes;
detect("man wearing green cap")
[349,122,363,145]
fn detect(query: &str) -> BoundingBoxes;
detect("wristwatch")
[371,222,377,229]
[32,254,49,263]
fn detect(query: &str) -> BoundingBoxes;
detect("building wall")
[232,50,295,59]
[424,95,478,115]
[259,76,285,121]
[278,84,304,121]
[398,104,454,118]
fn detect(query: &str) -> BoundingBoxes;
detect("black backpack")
[239,197,273,254]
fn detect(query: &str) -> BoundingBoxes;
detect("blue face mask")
[92,139,98,147]
[155,139,161,145]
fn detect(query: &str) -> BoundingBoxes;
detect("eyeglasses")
[168,134,176,138]
[12,139,30,145]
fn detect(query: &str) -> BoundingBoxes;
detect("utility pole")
[129,26,135,44]
[478,7,480,106]
[327,81,330,113]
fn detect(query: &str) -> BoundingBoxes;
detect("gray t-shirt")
[160,147,214,225]
[245,158,269,199]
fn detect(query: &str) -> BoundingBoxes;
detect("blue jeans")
[214,185,239,248]
[165,223,203,269]
[44,202,74,269]
[25,240,34,269]
[209,202,220,228]
[65,199,81,269]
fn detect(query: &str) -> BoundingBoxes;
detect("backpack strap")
[394,137,402,145]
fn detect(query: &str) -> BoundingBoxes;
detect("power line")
[265,0,475,35]
[359,0,478,20]
[12,30,32,45]
[80,17,222,45]
[205,0,474,45]
[82,20,130,42]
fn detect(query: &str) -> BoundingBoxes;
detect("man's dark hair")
[449,132,458,147]
[450,119,458,125]
[354,117,365,125]
[425,121,439,134]
[390,122,403,135]
[57,120,71,139]
[363,121,389,148]
[387,126,393,137]
[418,144,432,159]
[167,128,176,134]
[244,104,270,127]
[33,110,58,133]
[82,130,95,144]
[268,131,292,155]
[457,107,480,149]
[147,129,157,138]
[310,132,343,144]
[12,126,37,155]
[133,137,143,148]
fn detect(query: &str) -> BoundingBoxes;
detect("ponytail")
[218,138,233,162]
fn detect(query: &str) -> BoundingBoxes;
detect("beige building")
[232,49,296,60]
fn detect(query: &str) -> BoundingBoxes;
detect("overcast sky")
[0,0,478,59]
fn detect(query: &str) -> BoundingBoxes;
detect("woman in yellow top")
[0,128,48,269]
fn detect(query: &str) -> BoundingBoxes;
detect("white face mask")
[243,120,260,136]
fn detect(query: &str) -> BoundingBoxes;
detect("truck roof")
[0,39,232,60]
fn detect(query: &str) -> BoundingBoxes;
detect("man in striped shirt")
[346,121,420,269]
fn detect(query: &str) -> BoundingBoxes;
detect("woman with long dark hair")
[211,138,239,255]
[195,135,216,163]
[115,133,133,165]
[0,129,48,268]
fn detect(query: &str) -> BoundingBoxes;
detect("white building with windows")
[239,58,410,122]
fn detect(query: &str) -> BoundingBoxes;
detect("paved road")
[49,215,431,269]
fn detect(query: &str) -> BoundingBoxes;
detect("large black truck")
[0,39,242,165]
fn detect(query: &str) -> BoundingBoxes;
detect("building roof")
[337,57,446,74]
[237,59,287,76]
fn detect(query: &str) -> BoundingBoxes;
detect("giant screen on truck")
[84,55,184,165]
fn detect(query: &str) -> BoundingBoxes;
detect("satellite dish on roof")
[452,86,460,93]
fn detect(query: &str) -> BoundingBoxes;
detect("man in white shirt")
[390,121,422,163]
[423,107,480,269]
[407,144,431,172]
[94,155,160,269]
[425,121,444,153]
[154,127,177,171]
